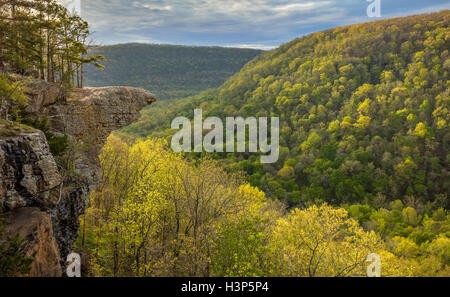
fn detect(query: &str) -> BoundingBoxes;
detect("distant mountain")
[83,43,263,100]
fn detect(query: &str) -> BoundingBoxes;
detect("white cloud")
[225,43,277,50]
[82,0,336,31]
[75,0,450,47]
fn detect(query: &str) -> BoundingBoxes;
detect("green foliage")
[346,203,450,275]
[0,74,28,121]
[78,137,449,277]
[78,136,277,277]
[127,11,450,209]
[79,137,389,277]
[84,43,263,100]
[211,217,270,277]
[0,0,104,88]
[269,204,383,276]
[0,74,27,105]
[0,216,34,277]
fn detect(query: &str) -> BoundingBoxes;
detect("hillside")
[1,0,449,278]
[122,11,450,210]
[84,43,263,99]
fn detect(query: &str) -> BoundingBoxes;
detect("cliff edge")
[0,81,156,276]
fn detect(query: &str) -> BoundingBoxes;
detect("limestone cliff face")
[40,87,156,186]
[0,130,63,276]
[3,207,62,277]
[0,81,156,276]
[0,130,61,211]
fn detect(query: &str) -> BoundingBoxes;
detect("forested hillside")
[123,11,450,210]
[84,44,263,99]
[1,1,448,277]
[101,12,449,277]
[79,136,449,277]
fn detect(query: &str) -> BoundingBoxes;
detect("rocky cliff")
[0,81,156,276]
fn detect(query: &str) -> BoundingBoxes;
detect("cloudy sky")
[60,0,450,49]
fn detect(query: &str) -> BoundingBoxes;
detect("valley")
[0,0,448,278]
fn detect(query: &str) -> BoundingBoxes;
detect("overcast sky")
[59,0,450,49]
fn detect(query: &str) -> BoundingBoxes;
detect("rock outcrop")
[40,86,156,186]
[0,81,156,276]
[24,79,63,113]
[2,207,62,277]
[0,130,61,211]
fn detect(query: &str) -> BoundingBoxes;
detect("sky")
[59,0,450,49]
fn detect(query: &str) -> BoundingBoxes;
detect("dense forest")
[0,0,104,89]
[101,11,450,276]
[0,1,448,277]
[84,44,263,99]
[77,136,449,276]
[123,11,450,211]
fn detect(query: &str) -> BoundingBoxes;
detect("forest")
[122,11,450,211]
[0,1,448,277]
[76,136,449,276]
[84,43,262,100]
[0,0,105,89]
[107,11,450,276]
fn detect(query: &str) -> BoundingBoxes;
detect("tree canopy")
[0,0,104,88]
[122,11,450,211]
[84,43,262,100]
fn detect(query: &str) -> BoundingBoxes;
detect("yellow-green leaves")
[414,122,428,137]
[83,136,278,276]
[269,204,382,277]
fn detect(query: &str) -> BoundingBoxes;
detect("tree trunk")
[80,63,83,88]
